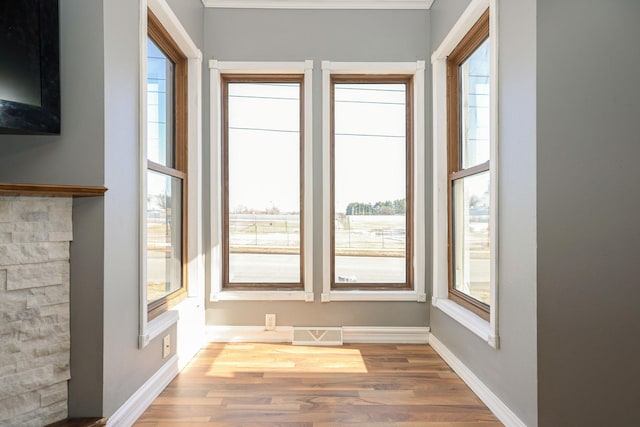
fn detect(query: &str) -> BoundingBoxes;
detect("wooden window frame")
[329,74,414,291]
[146,10,188,320]
[221,74,305,290]
[446,9,490,320]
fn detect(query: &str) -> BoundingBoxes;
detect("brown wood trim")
[299,74,306,288]
[222,283,304,290]
[446,8,491,318]
[331,74,417,84]
[45,417,107,427]
[147,161,187,180]
[148,10,187,66]
[447,9,490,65]
[148,287,188,321]
[221,77,230,288]
[148,8,188,174]
[0,183,107,197]
[333,282,413,291]
[450,161,490,181]
[406,75,415,292]
[449,289,490,321]
[220,74,304,83]
[146,9,189,317]
[329,74,414,291]
[221,74,305,290]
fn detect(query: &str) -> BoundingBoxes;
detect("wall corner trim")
[429,334,527,427]
[107,354,179,426]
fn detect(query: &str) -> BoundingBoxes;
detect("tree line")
[345,199,406,216]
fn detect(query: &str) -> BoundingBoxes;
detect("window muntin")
[447,10,490,318]
[331,76,413,290]
[146,11,187,318]
[222,76,304,288]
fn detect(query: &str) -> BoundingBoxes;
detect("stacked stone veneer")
[0,196,72,426]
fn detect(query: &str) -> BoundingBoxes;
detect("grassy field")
[228,214,407,257]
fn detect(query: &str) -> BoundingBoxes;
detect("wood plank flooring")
[134,343,502,426]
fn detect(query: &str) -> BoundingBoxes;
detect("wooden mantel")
[0,183,107,197]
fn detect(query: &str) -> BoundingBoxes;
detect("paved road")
[148,252,489,296]
[229,253,406,283]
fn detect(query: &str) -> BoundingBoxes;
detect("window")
[222,75,304,289]
[331,76,413,290]
[432,0,498,347]
[145,10,188,320]
[322,62,426,302]
[210,61,424,302]
[447,10,490,319]
[209,61,314,301]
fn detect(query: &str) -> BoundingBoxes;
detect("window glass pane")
[452,171,490,305]
[227,82,301,283]
[460,37,490,169]
[147,170,182,304]
[334,83,407,284]
[147,37,174,167]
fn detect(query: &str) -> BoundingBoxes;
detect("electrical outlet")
[265,314,276,331]
[162,334,171,358]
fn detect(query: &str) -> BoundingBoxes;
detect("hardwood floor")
[134,343,502,426]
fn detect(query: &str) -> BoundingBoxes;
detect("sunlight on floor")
[200,343,369,377]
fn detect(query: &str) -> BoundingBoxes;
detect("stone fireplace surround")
[0,184,106,426]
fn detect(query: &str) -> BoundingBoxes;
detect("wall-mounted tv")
[0,0,60,135]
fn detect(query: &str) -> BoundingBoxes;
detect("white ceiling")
[201,0,434,10]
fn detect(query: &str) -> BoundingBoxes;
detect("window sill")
[322,290,427,302]
[141,295,204,348]
[211,290,314,302]
[140,309,179,348]
[432,297,498,348]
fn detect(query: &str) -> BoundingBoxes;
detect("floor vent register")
[292,327,343,346]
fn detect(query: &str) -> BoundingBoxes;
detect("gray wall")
[101,0,205,416]
[429,0,538,425]
[10,1,640,424]
[0,0,108,416]
[0,0,204,417]
[203,9,430,327]
[0,0,105,185]
[166,0,204,49]
[537,0,640,425]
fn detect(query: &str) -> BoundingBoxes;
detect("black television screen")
[0,0,60,135]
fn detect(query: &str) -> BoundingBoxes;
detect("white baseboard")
[206,325,294,342]
[343,326,430,343]
[107,354,179,427]
[429,333,527,427]
[205,325,430,344]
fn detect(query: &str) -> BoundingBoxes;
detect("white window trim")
[431,0,500,348]
[138,0,204,348]
[320,60,427,303]
[209,60,314,302]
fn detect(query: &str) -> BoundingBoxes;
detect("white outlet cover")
[162,335,171,358]
[265,314,276,330]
